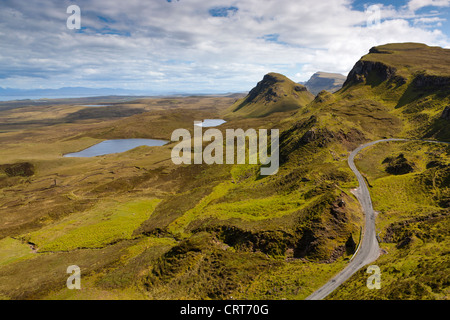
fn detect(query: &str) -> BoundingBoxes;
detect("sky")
[0,0,449,94]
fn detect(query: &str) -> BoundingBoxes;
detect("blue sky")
[0,0,449,94]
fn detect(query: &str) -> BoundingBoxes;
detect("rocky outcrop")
[226,72,314,118]
[383,154,415,175]
[312,90,336,104]
[244,76,307,103]
[413,74,450,89]
[244,73,283,104]
[368,46,391,54]
[294,85,308,92]
[345,234,357,255]
[441,106,450,120]
[298,127,366,149]
[344,60,399,86]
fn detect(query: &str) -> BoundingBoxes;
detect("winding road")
[305,138,450,300]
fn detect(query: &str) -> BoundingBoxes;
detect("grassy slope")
[224,73,314,119]
[302,43,450,143]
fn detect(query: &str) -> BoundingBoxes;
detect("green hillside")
[224,72,314,119]
[301,43,450,142]
[291,42,450,300]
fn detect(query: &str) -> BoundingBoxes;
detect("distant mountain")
[0,87,157,99]
[224,72,314,119]
[301,72,346,95]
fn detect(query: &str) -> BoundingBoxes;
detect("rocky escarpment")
[243,73,307,105]
[413,73,450,90]
[343,60,405,86]
[225,72,314,118]
[244,74,281,104]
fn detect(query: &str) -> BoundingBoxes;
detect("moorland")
[0,42,449,300]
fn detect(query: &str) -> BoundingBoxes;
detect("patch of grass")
[355,141,449,232]
[43,236,178,299]
[239,258,348,300]
[371,174,435,215]
[167,182,235,236]
[0,237,35,267]
[24,199,161,251]
[0,241,132,299]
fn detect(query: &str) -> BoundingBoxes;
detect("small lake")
[195,119,227,127]
[64,139,168,158]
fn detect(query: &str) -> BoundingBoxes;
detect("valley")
[0,43,449,301]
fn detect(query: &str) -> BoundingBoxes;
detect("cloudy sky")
[0,0,449,93]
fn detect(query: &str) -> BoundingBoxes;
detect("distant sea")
[0,95,101,102]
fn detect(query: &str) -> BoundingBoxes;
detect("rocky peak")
[245,73,284,104]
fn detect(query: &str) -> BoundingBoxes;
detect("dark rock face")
[294,85,307,92]
[298,128,335,147]
[245,73,282,104]
[413,74,450,89]
[441,106,450,120]
[369,46,391,54]
[344,60,398,86]
[345,234,357,255]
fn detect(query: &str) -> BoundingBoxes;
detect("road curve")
[306,138,408,300]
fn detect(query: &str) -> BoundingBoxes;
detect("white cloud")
[0,0,449,92]
[407,0,450,11]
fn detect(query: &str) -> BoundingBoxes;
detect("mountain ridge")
[302,72,347,95]
[224,72,314,119]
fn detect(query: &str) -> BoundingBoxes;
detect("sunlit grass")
[0,237,35,267]
[24,199,161,252]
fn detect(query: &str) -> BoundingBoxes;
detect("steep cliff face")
[343,59,404,86]
[344,43,450,92]
[413,73,450,90]
[245,73,308,104]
